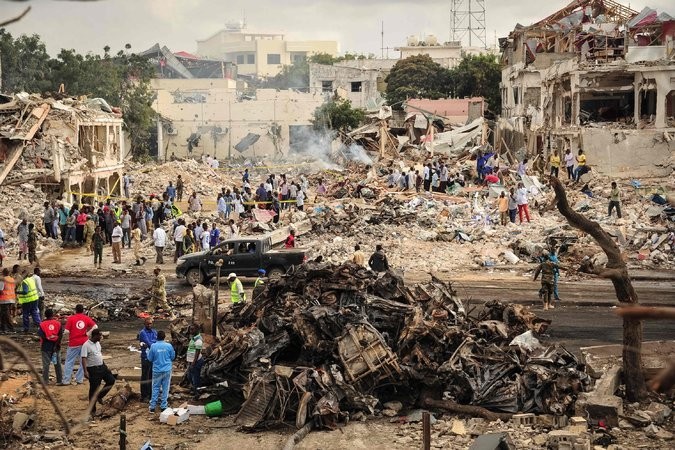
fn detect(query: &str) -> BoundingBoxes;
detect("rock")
[382,409,398,417]
[396,436,413,445]
[645,402,672,424]
[351,411,365,421]
[383,401,403,413]
[583,394,623,427]
[645,424,674,440]
[404,409,436,424]
[12,412,30,432]
[450,419,467,436]
[533,434,548,446]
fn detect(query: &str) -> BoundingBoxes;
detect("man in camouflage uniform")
[533,250,559,310]
[149,267,174,318]
[27,223,38,265]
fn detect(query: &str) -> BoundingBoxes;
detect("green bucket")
[204,400,223,417]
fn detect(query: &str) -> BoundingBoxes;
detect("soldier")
[27,223,38,264]
[149,267,174,318]
[533,251,559,310]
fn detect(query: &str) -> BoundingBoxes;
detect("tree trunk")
[550,177,646,401]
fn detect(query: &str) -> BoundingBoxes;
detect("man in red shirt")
[38,309,64,384]
[60,304,97,385]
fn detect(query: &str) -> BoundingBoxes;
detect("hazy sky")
[2,0,672,57]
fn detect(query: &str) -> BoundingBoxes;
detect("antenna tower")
[450,0,487,48]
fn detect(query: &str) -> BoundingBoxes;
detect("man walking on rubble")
[368,244,389,273]
[186,324,204,399]
[516,182,531,224]
[43,202,56,239]
[17,219,28,261]
[176,175,184,203]
[149,267,174,317]
[62,304,97,385]
[137,317,157,402]
[533,250,559,310]
[608,181,622,219]
[92,226,105,269]
[81,329,116,416]
[147,330,175,413]
[228,273,246,304]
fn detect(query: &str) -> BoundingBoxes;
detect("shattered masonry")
[498,0,675,178]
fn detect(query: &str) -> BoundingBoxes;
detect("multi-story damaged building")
[0,94,125,202]
[498,0,675,177]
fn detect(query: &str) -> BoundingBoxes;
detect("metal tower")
[450,0,487,48]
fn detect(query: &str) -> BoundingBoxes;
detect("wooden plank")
[12,103,51,141]
[0,144,25,186]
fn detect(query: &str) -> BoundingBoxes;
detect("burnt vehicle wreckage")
[171,262,590,430]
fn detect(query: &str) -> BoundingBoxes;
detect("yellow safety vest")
[254,277,264,289]
[18,277,39,305]
[230,279,246,303]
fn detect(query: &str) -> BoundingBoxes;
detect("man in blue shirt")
[146,330,175,412]
[137,318,157,402]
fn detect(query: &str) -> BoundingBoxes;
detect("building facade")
[151,79,325,160]
[498,0,675,177]
[196,22,338,77]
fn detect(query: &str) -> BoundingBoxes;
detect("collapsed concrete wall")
[579,128,674,178]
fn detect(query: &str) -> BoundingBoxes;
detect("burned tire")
[186,268,204,286]
[267,267,285,280]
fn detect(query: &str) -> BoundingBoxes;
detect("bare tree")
[550,177,646,401]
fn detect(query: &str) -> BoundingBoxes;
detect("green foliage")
[449,54,501,113]
[0,30,155,158]
[385,55,452,108]
[312,98,365,132]
[309,52,376,65]
[262,59,309,90]
[0,30,52,93]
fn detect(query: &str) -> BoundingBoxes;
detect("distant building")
[139,44,237,79]
[308,62,386,110]
[151,79,325,160]
[405,98,485,125]
[395,35,499,68]
[196,22,338,77]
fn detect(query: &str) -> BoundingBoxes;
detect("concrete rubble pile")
[305,166,675,272]
[174,262,590,430]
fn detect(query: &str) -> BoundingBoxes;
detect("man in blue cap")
[254,269,266,289]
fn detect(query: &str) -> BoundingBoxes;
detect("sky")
[1,0,672,58]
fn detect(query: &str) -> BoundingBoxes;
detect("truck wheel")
[267,268,285,280]
[186,268,204,286]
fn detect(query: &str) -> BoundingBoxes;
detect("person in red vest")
[38,309,64,384]
[0,268,16,333]
[284,229,296,249]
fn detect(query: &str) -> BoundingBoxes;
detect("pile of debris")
[177,263,590,430]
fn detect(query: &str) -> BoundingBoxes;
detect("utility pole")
[228,100,232,160]
[212,259,223,338]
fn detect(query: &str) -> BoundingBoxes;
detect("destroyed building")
[0,93,125,201]
[139,43,238,80]
[497,0,675,177]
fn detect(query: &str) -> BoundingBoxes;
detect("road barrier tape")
[63,192,315,207]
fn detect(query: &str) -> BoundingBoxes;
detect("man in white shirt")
[81,329,115,415]
[33,267,45,318]
[111,221,123,263]
[152,227,166,264]
[296,189,305,211]
[200,222,210,251]
[516,182,531,224]
[439,164,449,192]
[173,219,187,263]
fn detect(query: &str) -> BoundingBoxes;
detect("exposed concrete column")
[157,118,164,162]
[654,73,668,129]
[634,73,642,125]
[571,73,580,126]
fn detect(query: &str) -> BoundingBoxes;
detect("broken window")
[639,88,657,118]
[580,92,634,124]
[267,53,281,65]
[523,88,541,108]
[351,81,362,93]
[667,90,675,127]
[246,54,255,64]
[513,87,520,105]
[291,52,306,64]
[236,54,245,64]
[321,81,333,93]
